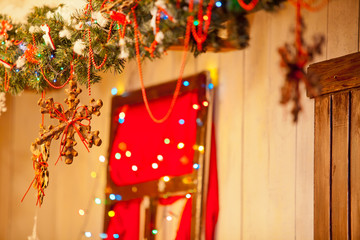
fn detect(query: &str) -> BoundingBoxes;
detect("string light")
[118,118,125,124]
[163,176,170,182]
[111,88,118,95]
[164,138,170,144]
[90,171,97,178]
[95,198,101,205]
[152,163,159,169]
[99,155,106,162]
[85,232,92,238]
[113,234,120,239]
[215,1,222,7]
[193,163,200,169]
[100,233,108,239]
[152,229,158,235]
[115,153,121,160]
[109,194,116,200]
[166,216,173,221]
[115,194,122,201]
[186,193,191,198]
[118,142,127,151]
[108,210,115,217]
[179,119,185,125]
[79,209,85,216]
[132,165,138,171]
[208,83,214,89]
[193,104,200,110]
[193,20,199,26]
[119,112,125,119]
[203,15,209,21]
[183,80,189,87]
[198,145,204,152]
[157,155,164,161]
[126,151,132,157]
[177,142,185,149]
[202,101,209,107]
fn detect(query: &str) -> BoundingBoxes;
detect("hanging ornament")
[40,24,56,50]
[0,92,7,115]
[22,143,50,206]
[0,59,11,69]
[278,1,325,122]
[24,80,103,205]
[34,79,103,164]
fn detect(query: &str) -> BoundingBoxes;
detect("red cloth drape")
[106,198,142,240]
[109,91,199,186]
[205,124,219,240]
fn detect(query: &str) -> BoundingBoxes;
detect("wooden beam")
[314,95,331,240]
[307,52,360,97]
[350,89,360,239]
[331,92,350,239]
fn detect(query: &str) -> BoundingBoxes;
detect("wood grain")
[314,95,331,240]
[331,92,349,240]
[350,89,360,240]
[307,52,360,97]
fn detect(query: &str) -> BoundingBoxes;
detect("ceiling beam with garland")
[0,0,285,95]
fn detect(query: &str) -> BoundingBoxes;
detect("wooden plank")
[350,89,360,239]
[307,52,360,97]
[331,92,349,240]
[215,50,243,240]
[314,95,331,240]
[267,3,297,239]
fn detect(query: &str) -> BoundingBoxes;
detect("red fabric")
[106,198,142,240]
[205,124,219,240]
[109,91,199,186]
[175,196,192,240]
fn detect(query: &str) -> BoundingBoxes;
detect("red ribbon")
[49,103,91,164]
[0,20,13,40]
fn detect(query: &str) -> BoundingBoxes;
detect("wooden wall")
[0,0,359,239]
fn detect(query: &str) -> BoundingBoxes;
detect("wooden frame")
[104,72,214,240]
[308,52,360,240]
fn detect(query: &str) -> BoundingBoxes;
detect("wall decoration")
[278,0,326,121]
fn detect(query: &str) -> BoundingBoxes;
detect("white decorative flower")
[119,38,126,46]
[92,11,108,28]
[15,55,26,68]
[118,50,129,59]
[46,11,55,19]
[74,22,84,30]
[55,5,74,25]
[59,28,71,40]
[29,26,41,34]
[73,39,86,56]
[155,31,164,44]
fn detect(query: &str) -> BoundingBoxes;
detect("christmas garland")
[0,0,285,94]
